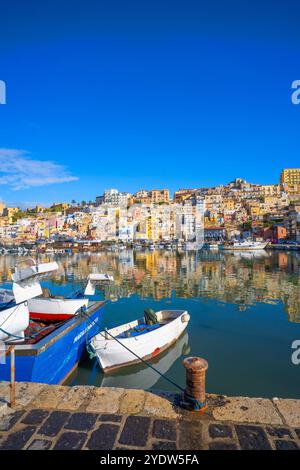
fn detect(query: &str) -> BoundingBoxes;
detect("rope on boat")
[2,310,70,343]
[80,307,186,394]
[0,327,25,340]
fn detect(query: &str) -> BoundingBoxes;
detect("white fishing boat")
[27,271,114,322]
[90,309,190,373]
[220,240,268,251]
[28,296,90,322]
[9,259,114,323]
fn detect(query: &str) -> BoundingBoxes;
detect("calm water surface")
[1,249,300,398]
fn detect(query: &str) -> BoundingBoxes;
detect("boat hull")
[91,310,189,373]
[28,297,89,322]
[0,301,105,384]
[0,302,29,341]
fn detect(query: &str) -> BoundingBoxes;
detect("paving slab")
[86,387,124,413]
[38,410,70,437]
[212,397,283,425]
[27,439,52,450]
[0,410,25,431]
[29,385,68,409]
[118,389,146,415]
[64,412,98,431]
[235,424,272,450]
[274,440,299,450]
[56,385,94,411]
[53,431,88,450]
[21,409,50,426]
[0,381,46,408]
[86,423,120,450]
[119,416,151,447]
[143,391,179,419]
[178,419,204,450]
[273,399,300,427]
[99,414,122,423]
[0,425,36,450]
[152,418,177,441]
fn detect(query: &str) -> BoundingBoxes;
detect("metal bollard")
[181,357,208,412]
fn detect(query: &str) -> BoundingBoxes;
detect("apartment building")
[280,168,300,185]
[150,189,170,204]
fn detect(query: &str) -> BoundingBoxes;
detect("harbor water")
[0,249,299,398]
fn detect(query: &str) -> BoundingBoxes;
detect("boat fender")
[181,313,190,323]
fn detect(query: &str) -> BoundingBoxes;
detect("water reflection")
[1,251,300,397]
[0,250,299,322]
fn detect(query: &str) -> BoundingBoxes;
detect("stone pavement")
[0,382,300,450]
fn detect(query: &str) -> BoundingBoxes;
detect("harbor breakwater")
[0,382,300,450]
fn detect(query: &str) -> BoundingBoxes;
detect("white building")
[103,189,131,207]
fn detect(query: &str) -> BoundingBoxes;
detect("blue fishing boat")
[0,301,105,384]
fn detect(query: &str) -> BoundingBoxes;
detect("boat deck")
[4,300,105,352]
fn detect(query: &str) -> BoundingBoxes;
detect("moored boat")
[0,300,106,384]
[220,240,268,251]
[28,296,90,322]
[82,332,190,390]
[18,262,114,322]
[90,309,190,373]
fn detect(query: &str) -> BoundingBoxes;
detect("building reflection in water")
[0,249,299,323]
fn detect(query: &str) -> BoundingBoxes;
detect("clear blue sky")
[0,1,299,207]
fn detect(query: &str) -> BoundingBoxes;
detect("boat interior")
[6,317,70,345]
[4,300,101,346]
[103,310,186,340]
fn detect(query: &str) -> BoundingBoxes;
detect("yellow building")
[51,202,70,211]
[261,184,280,196]
[173,189,196,203]
[2,207,19,223]
[280,168,300,185]
[0,202,6,216]
[224,199,236,210]
[249,203,263,218]
[150,189,170,204]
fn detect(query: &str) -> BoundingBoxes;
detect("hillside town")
[0,168,299,250]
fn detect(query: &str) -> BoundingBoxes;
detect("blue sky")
[0,1,299,206]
